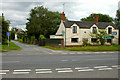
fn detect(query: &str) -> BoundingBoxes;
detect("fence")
[44,39,63,48]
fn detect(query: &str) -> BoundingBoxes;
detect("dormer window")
[108,27,112,34]
[73,26,77,33]
[92,27,96,33]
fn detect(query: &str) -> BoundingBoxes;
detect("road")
[1,41,119,78]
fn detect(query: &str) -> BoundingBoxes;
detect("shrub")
[82,38,89,46]
[31,36,35,44]
[19,39,22,43]
[39,35,46,41]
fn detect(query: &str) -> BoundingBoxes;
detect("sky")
[0,0,120,30]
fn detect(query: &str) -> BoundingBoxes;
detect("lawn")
[65,45,120,51]
[1,42,21,52]
[43,45,120,51]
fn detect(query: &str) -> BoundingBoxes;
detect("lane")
[1,41,119,78]
[2,53,118,69]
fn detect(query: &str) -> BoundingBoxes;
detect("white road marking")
[35,69,51,71]
[61,60,68,61]
[13,72,30,74]
[69,53,75,54]
[112,65,118,68]
[77,53,83,54]
[36,71,52,74]
[98,68,112,71]
[0,73,6,75]
[58,70,73,73]
[2,61,20,63]
[0,70,9,72]
[78,69,94,72]
[51,50,62,52]
[75,67,89,69]
[56,68,72,70]
[14,69,31,72]
[61,53,67,54]
[94,66,108,68]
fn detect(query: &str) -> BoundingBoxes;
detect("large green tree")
[81,13,113,22]
[26,6,61,40]
[1,13,10,44]
[0,16,2,43]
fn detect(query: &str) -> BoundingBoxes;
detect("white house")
[50,12,119,47]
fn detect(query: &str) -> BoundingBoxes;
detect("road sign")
[102,35,115,39]
[7,32,10,36]
[112,32,117,35]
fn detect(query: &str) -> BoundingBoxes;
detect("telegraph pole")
[62,3,66,48]
[118,1,120,45]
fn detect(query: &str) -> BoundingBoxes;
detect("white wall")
[65,24,119,46]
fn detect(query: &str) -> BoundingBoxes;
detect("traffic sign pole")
[7,32,10,47]
[8,35,9,47]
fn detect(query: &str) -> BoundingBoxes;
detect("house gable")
[55,22,65,36]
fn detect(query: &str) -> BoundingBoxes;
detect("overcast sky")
[0,0,120,30]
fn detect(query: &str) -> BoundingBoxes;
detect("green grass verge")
[43,45,120,51]
[65,45,120,51]
[1,42,21,52]
[43,46,64,50]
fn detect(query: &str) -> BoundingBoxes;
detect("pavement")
[1,41,119,78]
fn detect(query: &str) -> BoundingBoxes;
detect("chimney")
[94,14,98,23]
[61,12,65,22]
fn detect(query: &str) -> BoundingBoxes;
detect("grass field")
[0,42,21,52]
[43,45,120,51]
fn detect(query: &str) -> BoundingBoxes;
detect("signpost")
[7,32,10,47]
[102,35,115,39]
[62,30,66,47]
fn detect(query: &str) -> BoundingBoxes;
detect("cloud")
[0,0,120,29]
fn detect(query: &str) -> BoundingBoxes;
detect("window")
[92,27,96,33]
[73,26,77,33]
[91,38,97,43]
[71,38,78,42]
[107,39,112,43]
[108,28,112,34]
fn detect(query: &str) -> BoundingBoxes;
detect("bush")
[82,38,89,46]
[39,35,46,41]
[27,38,31,44]
[31,36,35,44]
[19,39,22,43]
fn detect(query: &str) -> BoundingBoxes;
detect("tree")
[0,16,2,43]
[81,13,113,22]
[90,30,108,45]
[114,10,120,44]
[1,13,10,44]
[26,6,61,40]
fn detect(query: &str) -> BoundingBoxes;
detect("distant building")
[50,12,119,47]
[15,29,24,40]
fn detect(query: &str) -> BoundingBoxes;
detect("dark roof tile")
[63,20,117,29]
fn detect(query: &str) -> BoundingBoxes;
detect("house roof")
[63,20,118,29]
